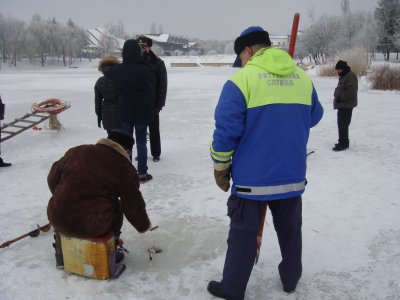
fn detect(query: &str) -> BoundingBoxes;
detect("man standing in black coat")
[137,36,168,162]
[333,60,358,151]
[112,39,155,182]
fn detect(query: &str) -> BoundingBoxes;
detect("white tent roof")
[87,28,125,50]
[143,33,170,43]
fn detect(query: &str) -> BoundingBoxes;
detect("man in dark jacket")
[112,39,155,182]
[94,56,121,133]
[137,36,168,162]
[333,60,358,151]
[47,129,152,241]
[0,95,12,167]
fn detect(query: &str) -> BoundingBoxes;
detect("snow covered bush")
[317,48,369,77]
[317,64,336,77]
[336,47,369,76]
[368,65,400,90]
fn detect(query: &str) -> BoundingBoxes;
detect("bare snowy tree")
[354,12,381,63]
[64,18,87,65]
[26,14,50,66]
[46,17,62,64]
[336,11,366,50]
[158,24,163,34]
[341,0,350,15]
[0,13,9,63]
[299,15,342,64]
[98,24,119,57]
[103,21,126,39]
[8,19,26,67]
[0,14,27,66]
[150,22,157,34]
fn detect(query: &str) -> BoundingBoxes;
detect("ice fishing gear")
[147,226,161,265]
[150,225,159,232]
[0,223,51,248]
[148,242,162,263]
[117,238,129,253]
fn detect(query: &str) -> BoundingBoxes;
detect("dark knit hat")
[137,36,153,47]
[232,26,271,67]
[335,60,348,70]
[234,26,271,55]
[108,129,135,150]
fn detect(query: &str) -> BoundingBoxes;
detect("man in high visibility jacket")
[208,26,324,299]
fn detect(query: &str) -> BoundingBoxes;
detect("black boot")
[207,281,241,300]
[283,286,296,294]
[116,246,125,263]
[0,157,12,167]
[332,144,349,151]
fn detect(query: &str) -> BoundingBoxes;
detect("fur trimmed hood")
[96,138,131,162]
[98,56,120,71]
[98,56,120,77]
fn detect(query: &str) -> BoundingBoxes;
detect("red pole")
[288,13,300,58]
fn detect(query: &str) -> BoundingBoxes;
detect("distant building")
[140,33,204,56]
[270,34,289,49]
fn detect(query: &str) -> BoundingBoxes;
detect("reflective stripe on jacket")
[211,47,323,201]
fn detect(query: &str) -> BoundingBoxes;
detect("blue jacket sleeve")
[211,80,247,162]
[310,86,324,128]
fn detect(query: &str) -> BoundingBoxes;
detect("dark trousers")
[109,206,124,239]
[121,122,148,175]
[220,195,302,299]
[337,108,353,146]
[149,112,161,158]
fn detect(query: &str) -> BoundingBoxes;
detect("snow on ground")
[0,57,400,300]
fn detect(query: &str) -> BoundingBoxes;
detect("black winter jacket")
[334,67,358,109]
[112,40,156,123]
[94,65,121,130]
[142,51,168,111]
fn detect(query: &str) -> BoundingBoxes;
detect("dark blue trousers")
[120,122,148,176]
[220,195,302,299]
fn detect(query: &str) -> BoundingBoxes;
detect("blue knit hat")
[233,26,271,67]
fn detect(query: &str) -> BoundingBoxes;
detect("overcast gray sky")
[1,0,380,39]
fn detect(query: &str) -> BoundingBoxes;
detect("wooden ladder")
[1,112,51,142]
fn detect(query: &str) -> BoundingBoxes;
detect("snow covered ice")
[1,57,400,300]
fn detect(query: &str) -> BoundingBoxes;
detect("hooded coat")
[211,47,323,201]
[47,138,151,238]
[112,40,155,123]
[94,63,121,131]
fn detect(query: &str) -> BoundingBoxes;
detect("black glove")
[97,116,102,128]
[213,162,231,192]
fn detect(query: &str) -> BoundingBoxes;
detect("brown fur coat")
[47,138,150,238]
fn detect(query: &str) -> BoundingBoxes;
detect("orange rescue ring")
[32,99,69,114]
